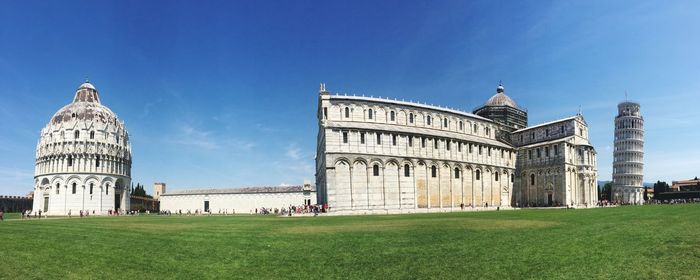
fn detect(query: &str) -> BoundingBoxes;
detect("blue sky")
[1,1,699,195]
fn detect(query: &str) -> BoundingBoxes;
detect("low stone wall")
[130,195,159,212]
[0,196,33,212]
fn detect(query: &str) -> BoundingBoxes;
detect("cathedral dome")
[485,82,518,108]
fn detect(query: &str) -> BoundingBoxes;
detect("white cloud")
[286,145,302,160]
[173,124,220,150]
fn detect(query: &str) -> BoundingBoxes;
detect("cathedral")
[32,81,132,215]
[315,82,598,214]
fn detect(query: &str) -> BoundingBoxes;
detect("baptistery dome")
[33,81,132,216]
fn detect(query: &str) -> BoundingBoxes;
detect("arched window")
[431,166,437,178]
[74,130,80,139]
[459,121,463,130]
[116,135,120,144]
[454,168,460,179]
[409,113,414,123]
[96,155,100,167]
[475,170,481,180]
[530,174,535,185]
[90,131,95,139]
[511,174,515,182]
[368,109,373,119]
[56,183,60,194]
[495,172,499,181]
[390,111,395,121]
[345,107,350,118]
[373,164,380,176]
[443,118,448,128]
[90,183,94,195]
[106,184,109,195]
[427,116,432,125]
[67,155,73,167]
[72,183,77,194]
[404,164,410,177]
[474,124,478,133]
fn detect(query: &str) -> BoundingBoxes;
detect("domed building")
[473,82,528,131]
[33,81,132,215]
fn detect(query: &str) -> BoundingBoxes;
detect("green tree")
[653,181,670,194]
[131,183,152,198]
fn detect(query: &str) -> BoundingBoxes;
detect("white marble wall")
[317,93,516,211]
[160,192,316,214]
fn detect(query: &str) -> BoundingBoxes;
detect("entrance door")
[204,201,210,212]
[114,192,121,211]
[547,193,553,206]
[43,197,49,212]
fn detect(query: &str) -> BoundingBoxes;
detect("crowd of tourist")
[646,198,700,204]
[4,198,698,222]
[255,204,327,216]
[596,198,700,207]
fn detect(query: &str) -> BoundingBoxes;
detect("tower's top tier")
[617,101,641,117]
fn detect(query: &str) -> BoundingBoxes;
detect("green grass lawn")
[1,205,699,279]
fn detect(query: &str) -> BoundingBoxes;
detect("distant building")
[159,183,316,214]
[671,178,700,192]
[154,182,166,200]
[32,81,132,215]
[612,101,645,204]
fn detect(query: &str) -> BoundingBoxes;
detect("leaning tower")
[612,101,644,204]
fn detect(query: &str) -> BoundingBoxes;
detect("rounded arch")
[333,157,351,166]
[351,157,368,166]
[50,175,65,186]
[397,110,407,125]
[40,178,50,186]
[369,158,385,167]
[100,176,114,186]
[401,159,415,168]
[66,176,82,188]
[115,178,126,191]
[84,176,100,187]
[385,159,400,169]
